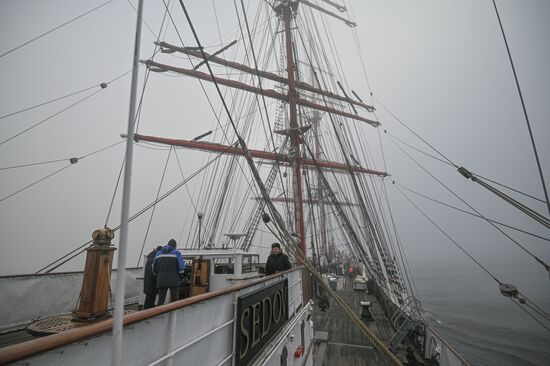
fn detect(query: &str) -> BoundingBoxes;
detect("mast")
[138,1,385,301]
[281,0,312,301]
[112,0,143,364]
[283,2,306,259]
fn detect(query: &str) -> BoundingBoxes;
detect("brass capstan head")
[92,228,115,246]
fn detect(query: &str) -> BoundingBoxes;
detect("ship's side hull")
[0,268,312,366]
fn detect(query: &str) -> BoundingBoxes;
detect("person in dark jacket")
[143,245,162,310]
[152,239,185,305]
[265,243,291,275]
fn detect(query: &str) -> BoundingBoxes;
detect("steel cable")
[37,143,231,273]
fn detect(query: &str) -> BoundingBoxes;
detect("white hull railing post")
[166,311,178,366]
[111,0,144,365]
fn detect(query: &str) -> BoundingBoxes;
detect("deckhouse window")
[242,254,259,273]
[213,257,234,274]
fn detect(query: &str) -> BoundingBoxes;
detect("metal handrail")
[425,325,471,366]
[0,267,143,279]
[147,319,235,366]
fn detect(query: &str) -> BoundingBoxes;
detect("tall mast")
[283,3,306,257]
[112,0,143,364]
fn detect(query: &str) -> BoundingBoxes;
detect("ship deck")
[0,303,140,349]
[312,276,407,366]
[0,330,33,349]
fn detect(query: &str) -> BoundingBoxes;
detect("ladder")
[388,296,423,351]
[240,141,288,251]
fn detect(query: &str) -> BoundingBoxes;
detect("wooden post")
[75,228,116,320]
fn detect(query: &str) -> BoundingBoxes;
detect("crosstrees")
[156,41,375,112]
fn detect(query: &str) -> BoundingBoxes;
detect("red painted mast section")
[133,134,387,176]
[284,5,306,259]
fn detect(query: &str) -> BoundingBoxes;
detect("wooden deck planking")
[313,277,400,365]
[0,330,33,348]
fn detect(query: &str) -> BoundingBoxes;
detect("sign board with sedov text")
[235,279,289,366]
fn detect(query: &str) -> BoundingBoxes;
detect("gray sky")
[0,0,548,315]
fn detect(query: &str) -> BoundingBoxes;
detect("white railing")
[147,318,235,366]
[0,268,306,366]
[425,326,470,366]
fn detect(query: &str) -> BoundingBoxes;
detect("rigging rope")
[381,180,420,301]
[0,0,114,59]
[104,155,126,228]
[0,89,102,147]
[0,141,123,204]
[262,215,402,365]
[0,69,133,147]
[0,164,73,204]
[386,132,550,273]
[236,0,293,216]
[0,158,74,171]
[491,0,550,217]
[0,84,99,121]
[177,3,401,362]
[474,172,547,205]
[302,155,322,269]
[174,150,199,214]
[298,126,389,290]
[387,130,547,204]
[190,2,281,249]
[518,291,550,322]
[507,296,550,332]
[159,0,258,199]
[36,142,232,273]
[295,24,397,296]
[374,95,456,167]
[377,94,549,226]
[394,184,550,332]
[136,147,173,267]
[395,181,550,243]
[132,11,171,135]
[124,0,156,38]
[376,128,417,296]
[458,167,550,230]
[385,130,454,168]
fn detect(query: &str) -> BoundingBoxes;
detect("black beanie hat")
[271,242,281,249]
[168,239,177,247]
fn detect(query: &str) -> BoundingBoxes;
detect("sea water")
[413,262,550,366]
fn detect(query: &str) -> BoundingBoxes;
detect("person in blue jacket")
[152,239,185,305]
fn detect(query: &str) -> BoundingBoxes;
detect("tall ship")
[0,1,548,365]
